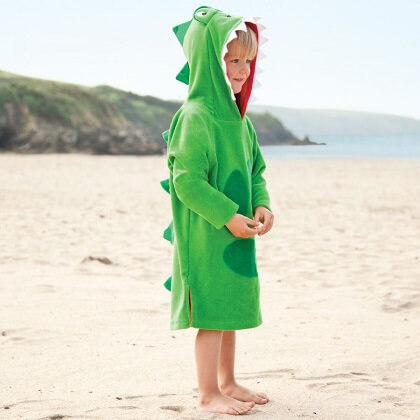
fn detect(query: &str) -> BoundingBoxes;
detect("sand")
[0,153,419,420]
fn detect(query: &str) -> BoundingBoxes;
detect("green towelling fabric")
[160,5,271,330]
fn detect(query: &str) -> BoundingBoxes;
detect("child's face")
[223,39,254,94]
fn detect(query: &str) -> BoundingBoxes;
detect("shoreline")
[1,151,420,160]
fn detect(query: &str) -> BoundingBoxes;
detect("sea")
[261,134,420,160]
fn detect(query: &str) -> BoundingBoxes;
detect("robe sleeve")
[251,126,272,214]
[167,111,239,230]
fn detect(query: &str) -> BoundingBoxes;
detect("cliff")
[0,70,314,154]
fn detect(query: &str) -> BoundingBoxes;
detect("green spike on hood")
[172,19,193,47]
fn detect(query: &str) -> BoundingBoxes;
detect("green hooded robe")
[160,5,271,330]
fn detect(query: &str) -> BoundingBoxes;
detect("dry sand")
[0,153,419,420]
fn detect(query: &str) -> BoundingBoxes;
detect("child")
[160,5,274,416]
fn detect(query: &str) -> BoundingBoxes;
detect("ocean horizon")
[262,134,420,160]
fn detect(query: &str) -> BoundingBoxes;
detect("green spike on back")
[160,178,170,194]
[176,62,190,85]
[161,17,194,293]
[163,220,174,244]
[164,276,172,291]
[172,19,193,46]
[161,129,169,143]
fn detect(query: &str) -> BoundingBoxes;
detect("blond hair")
[227,26,258,60]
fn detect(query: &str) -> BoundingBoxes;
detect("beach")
[1,153,419,419]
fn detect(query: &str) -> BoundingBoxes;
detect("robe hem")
[170,318,262,331]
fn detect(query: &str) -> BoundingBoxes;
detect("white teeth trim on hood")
[235,21,248,33]
[253,78,262,89]
[249,92,258,103]
[257,49,266,60]
[221,16,268,103]
[255,65,264,76]
[259,34,269,46]
[256,23,266,32]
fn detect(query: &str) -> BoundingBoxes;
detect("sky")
[1,0,420,120]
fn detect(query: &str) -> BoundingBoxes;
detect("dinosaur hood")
[173,5,267,120]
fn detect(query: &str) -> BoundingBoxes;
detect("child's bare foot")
[220,382,269,405]
[198,392,255,415]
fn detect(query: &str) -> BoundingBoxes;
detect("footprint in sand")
[36,284,56,294]
[381,289,420,313]
[238,368,295,380]
[160,405,184,413]
[1,328,28,343]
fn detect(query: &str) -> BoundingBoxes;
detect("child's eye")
[230,59,252,63]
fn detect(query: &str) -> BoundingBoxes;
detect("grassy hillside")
[0,71,124,128]
[0,70,306,154]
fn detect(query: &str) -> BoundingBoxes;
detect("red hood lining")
[233,21,259,118]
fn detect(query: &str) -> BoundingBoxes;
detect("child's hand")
[225,213,260,238]
[253,206,274,236]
